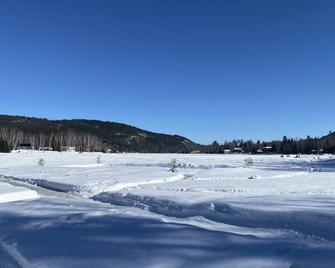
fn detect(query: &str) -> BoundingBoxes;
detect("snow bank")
[0,182,38,203]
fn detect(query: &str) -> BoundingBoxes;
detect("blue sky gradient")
[0,0,334,144]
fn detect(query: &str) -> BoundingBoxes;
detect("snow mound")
[93,192,335,241]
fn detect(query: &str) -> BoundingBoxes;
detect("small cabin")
[233,147,244,153]
[311,149,324,154]
[60,146,76,152]
[224,149,231,154]
[38,147,53,151]
[262,146,273,153]
[16,143,33,150]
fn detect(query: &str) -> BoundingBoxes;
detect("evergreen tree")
[0,138,10,153]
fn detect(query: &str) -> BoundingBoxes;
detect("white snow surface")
[1,151,334,199]
[1,151,335,267]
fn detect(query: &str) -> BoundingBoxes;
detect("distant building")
[224,149,231,154]
[60,146,76,152]
[38,147,53,151]
[16,143,33,150]
[262,146,273,153]
[256,149,263,154]
[233,147,244,153]
[190,150,201,154]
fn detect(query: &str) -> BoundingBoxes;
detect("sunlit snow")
[1,151,335,267]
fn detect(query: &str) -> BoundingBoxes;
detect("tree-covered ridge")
[0,115,203,153]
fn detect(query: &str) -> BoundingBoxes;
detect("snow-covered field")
[1,151,335,267]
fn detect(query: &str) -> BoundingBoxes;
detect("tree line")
[0,115,334,154]
[1,130,334,154]
[205,133,335,154]
[0,127,104,152]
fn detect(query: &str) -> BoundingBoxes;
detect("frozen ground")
[1,151,335,267]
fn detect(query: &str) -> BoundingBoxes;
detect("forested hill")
[0,115,204,153]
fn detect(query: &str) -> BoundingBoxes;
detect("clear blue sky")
[0,0,334,144]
